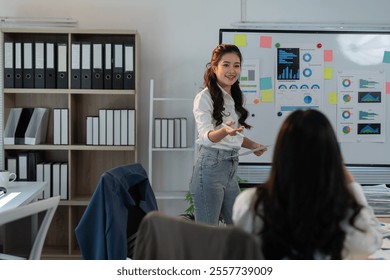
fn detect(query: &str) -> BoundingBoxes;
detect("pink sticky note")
[324,50,333,62]
[386,82,390,94]
[260,36,272,48]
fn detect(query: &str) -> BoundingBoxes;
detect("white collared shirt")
[193,86,244,150]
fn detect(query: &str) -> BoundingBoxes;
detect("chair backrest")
[0,196,60,260]
[133,211,263,260]
[75,163,158,260]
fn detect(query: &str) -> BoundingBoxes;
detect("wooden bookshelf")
[1,28,139,259]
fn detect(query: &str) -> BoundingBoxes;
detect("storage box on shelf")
[1,28,139,259]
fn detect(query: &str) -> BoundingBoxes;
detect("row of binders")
[154,118,187,148]
[4,41,68,88]
[3,41,135,90]
[4,107,49,145]
[36,161,68,200]
[71,42,135,90]
[87,109,135,145]
[6,152,68,200]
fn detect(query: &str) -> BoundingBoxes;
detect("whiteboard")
[220,29,390,165]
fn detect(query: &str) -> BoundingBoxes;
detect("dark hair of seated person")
[254,109,363,259]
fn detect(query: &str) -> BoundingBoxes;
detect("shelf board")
[5,144,136,151]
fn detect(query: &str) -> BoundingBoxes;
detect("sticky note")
[234,34,247,46]
[324,67,333,80]
[260,36,272,48]
[386,82,390,94]
[383,51,390,63]
[324,50,333,62]
[261,89,273,103]
[328,92,337,104]
[260,77,272,90]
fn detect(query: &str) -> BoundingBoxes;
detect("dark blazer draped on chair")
[75,163,158,259]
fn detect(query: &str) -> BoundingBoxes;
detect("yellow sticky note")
[324,67,333,80]
[328,91,337,104]
[261,89,274,103]
[234,34,247,47]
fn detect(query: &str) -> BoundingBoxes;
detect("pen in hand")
[221,123,245,137]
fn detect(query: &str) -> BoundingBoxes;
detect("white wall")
[2,0,390,214]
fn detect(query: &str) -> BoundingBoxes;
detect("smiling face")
[212,52,241,94]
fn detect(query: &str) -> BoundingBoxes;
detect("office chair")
[75,163,158,260]
[133,211,263,260]
[0,196,60,260]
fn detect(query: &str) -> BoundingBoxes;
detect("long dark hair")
[203,44,251,128]
[255,109,363,259]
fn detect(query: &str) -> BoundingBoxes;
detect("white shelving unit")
[148,80,195,215]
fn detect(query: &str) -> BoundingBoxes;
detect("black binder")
[45,42,56,88]
[124,44,135,90]
[23,42,34,88]
[104,43,113,89]
[57,43,68,89]
[34,42,45,88]
[4,42,14,88]
[14,108,34,145]
[14,42,23,88]
[92,43,103,89]
[113,44,124,89]
[71,43,81,89]
[81,43,92,89]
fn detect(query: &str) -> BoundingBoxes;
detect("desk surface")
[0,181,46,212]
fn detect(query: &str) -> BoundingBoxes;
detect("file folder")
[128,109,135,145]
[14,108,34,144]
[99,109,107,145]
[86,116,93,145]
[81,43,92,89]
[104,43,113,89]
[61,108,69,145]
[113,109,121,145]
[124,45,135,89]
[60,162,68,200]
[53,108,61,145]
[24,107,50,145]
[45,42,56,88]
[4,42,14,88]
[14,42,23,88]
[113,44,124,89]
[34,42,45,88]
[92,43,103,89]
[120,109,128,145]
[71,43,81,89]
[23,42,34,88]
[106,109,114,145]
[4,108,23,144]
[154,118,161,148]
[57,43,68,88]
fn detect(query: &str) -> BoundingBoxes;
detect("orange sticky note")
[386,82,390,94]
[324,50,333,62]
[260,36,272,48]
[234,34,247,46]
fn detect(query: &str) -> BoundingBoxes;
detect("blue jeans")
[189,145,240,225]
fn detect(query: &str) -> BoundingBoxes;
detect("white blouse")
[232,182,383,259]
[193,86,244,150]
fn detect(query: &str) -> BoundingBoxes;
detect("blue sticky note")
[383,51,390,63]
[260,77,272,90]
